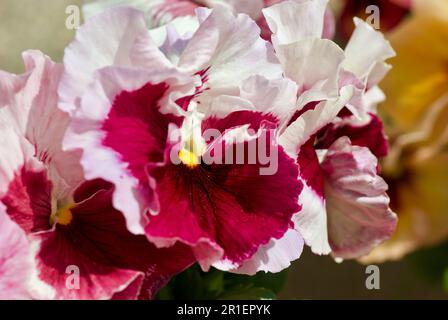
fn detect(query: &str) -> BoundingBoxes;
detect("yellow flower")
[361,0,448,263]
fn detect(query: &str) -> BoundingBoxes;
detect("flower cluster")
[0,0,397,299]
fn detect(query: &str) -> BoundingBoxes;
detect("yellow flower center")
[179,148,200,169]
[50,203,75,226]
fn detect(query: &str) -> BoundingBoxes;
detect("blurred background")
[0,0,81,73]
[1,0,447,299]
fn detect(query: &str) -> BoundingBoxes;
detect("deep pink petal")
[1,165,52,234]
[101,81,183,217]
[102,82,181,183]
[321,137,397,259]
[202,110,278,134]
[35,180,194,300]
[145,132,301,269]
[317,113,389,158]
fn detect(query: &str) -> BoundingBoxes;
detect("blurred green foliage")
[408,240,448,292]
[156,264,287,300]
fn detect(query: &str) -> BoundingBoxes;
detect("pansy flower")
[257,0,398,259]
[62,6,305,272]
[60,5,287,232]
[0,51,194,299]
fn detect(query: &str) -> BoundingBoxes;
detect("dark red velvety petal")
[290,102,325,195]
[297,137,325,198]
[101,82,182,213]
[145,132,301,266]
[1,166,52,233]
[102,82,182,183]
[317,114,389,158]
[35,180,194,300]
[203,110,278,135]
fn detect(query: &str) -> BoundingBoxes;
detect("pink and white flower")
[264,0,398,259]
[62,6,304,272]
[0,0,401,299]
[0,51,194,300]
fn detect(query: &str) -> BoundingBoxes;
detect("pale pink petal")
[322,6,335,39]
[321,137,397,259]
[0,205,33,299]
[0,70,27,107]
[19,51,84,198]
[337,69,366,118]
[59,7,154,114]
[0,51,83,201]
[0,205,54,300]
[0,125,33,197]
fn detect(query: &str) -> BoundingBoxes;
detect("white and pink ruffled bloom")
[62,6,304,273]
[263,0,398,259]
[0,51,194,300]
[0,0,400,300]
[64,0,399,277]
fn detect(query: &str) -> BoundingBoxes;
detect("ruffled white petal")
[342,18,395,83]
[263,0,328,45]
[276,38,345,107]
[178,7,282,112]
[214,229,304,275]
[279,85,355,158]
[293,181,331,255]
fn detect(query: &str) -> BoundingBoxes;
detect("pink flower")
[62,6,303,272]
[0,51,194,300]
[264,0,398,259]
[60,6,285,232]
